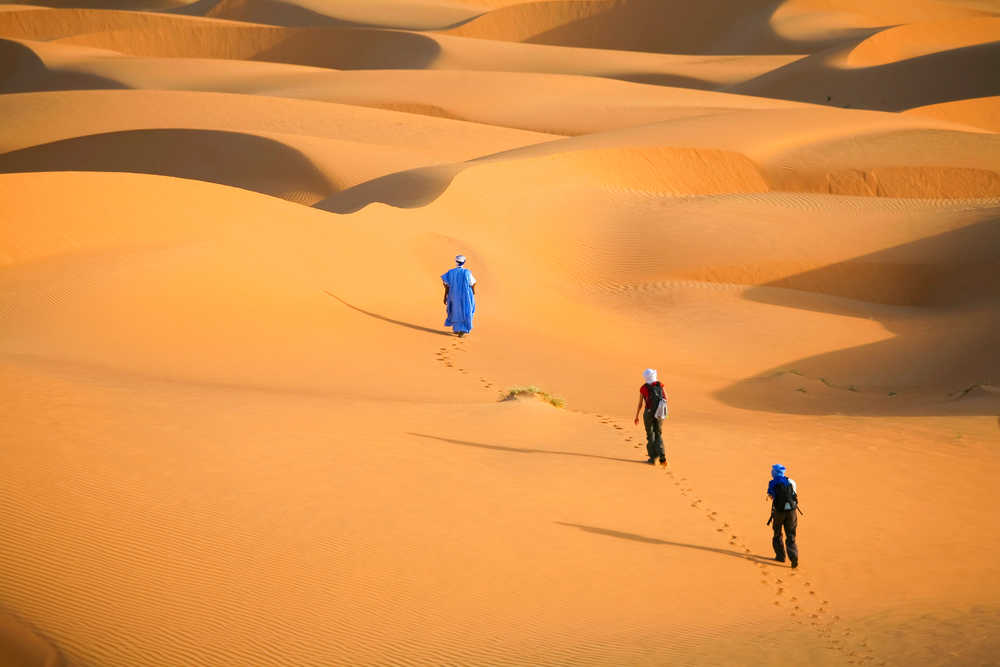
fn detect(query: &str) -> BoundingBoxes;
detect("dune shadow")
[614,71,717,90]
[408,433,648,465]
[167,0,358,26]
[0,38,127,93]
[0,609,66,667]
[0,128,335,202]
[716,218,1000,416]
[465,0,879,55]
[728,40,1000,111]
[325,291,452,336]
[556,522,784,566]
[170,0,478,30]
[315,164,460,214]
[252,28,441,70]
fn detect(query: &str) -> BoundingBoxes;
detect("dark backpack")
[772,479,798,512]
[645,382,663,411]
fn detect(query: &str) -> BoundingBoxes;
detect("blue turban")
[771,464,786,478]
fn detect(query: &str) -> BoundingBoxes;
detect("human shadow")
[408,433,648,465]
[325,291,452,336]
[716,218,1000,416]
[556,521,785,567]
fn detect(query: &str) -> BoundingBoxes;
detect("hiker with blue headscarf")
[633,368,668,465]
[441,254,477,337]
[767,464,800,568]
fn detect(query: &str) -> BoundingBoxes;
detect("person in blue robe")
[441,254,477,337]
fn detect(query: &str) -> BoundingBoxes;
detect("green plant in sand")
[502,386,565,408]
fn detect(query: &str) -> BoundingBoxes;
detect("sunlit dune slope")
[905,95,1000,133]
[0,88,555,201]
[845,17,1000,66]
[1,0,999,665]
[0,38,805,133]
[441,0,994,53]
[0,171,487,398]
[0,9,803,88]
[317,105,1000,213]
[729,33,1000,111]
[177,0,484,30]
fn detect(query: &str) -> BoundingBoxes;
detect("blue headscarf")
[768,463,790,498]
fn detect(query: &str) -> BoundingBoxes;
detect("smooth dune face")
[1,1,999,666]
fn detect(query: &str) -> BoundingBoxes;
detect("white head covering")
[643,368,657,384]
[455,254,467,265]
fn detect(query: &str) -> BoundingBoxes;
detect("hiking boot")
[659,456,666,464]
[790,559,798,569]
[647,457,657,464]
[774,556,786,563]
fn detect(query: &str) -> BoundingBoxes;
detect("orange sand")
[1,1,998,665]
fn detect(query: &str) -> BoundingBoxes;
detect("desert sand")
[1,1,998,665]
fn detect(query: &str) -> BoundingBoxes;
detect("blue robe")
[442,266,476,333]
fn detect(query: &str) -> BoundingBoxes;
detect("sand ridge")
[1,0,999,665]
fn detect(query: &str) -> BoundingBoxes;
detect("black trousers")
[643,410,664,459]
[771,509,798,563]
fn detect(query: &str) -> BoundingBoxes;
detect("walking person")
[441,254,477,337]
[633,368,668,465]
[767,463,800,568]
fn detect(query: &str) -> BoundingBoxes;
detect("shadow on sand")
[325,291,452,336]
[408,433,648,465]
[556,521,785,567]
[716,218,1000,416]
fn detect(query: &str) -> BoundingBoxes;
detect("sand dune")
[845,17,1000,66]
[318,105,999,212]
[444,0,997,53]
[179,0,484,29]
[1,1,998,665]
[729,38,1000,110]
[0,88,556,200]
[442,0,856,54]
[0,8,805,88]
[0,38,807,133]
[905,95,1000,132]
